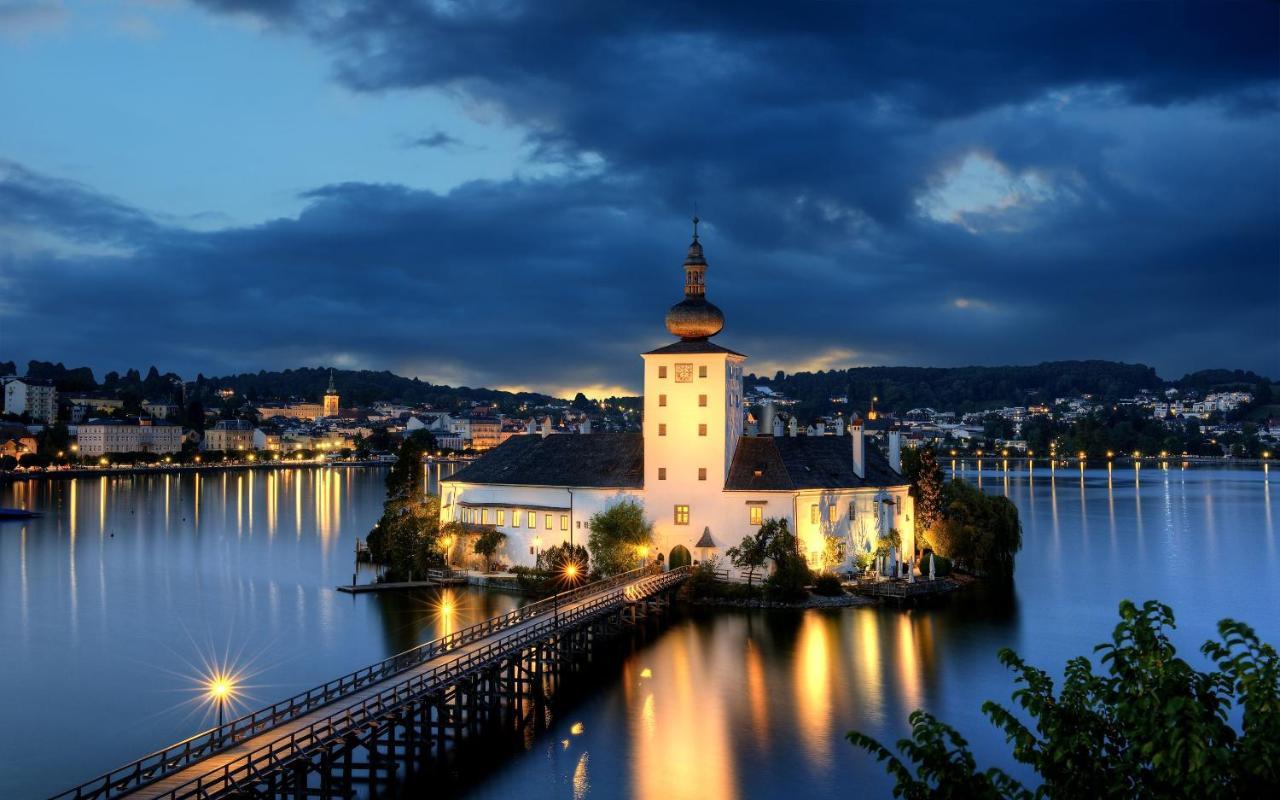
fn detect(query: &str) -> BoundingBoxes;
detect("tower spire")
[326,369,336,394]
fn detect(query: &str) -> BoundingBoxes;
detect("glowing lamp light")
[640,667,652,679]
[564,563,579,581]
[1106,451,1114,459]
[1078,451,1086,460]
[570,722,584,736]
[209,677,233,699]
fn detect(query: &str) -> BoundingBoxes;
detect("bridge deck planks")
[123,574,660,799]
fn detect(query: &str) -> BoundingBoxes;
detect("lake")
[1,461,1275,798]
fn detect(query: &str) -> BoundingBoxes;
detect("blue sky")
[2,0,1277,397]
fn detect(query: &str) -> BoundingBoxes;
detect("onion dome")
[665,216,725,340]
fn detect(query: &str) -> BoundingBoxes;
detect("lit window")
[561,514,568,531]
[658,366,668,379]
[698,365,708,378]
[659,394,667,407]
[698,394,707,407]
[810,504,819,523]
[659,424,667,436]
[658,467,667,480]
[698,424,707,436]
[749,505,763,525]
[698,467,707,481]
[528,510,536,528]
[829,505,838,523]
[848,502,856,521]
[512,510,521,528]
[481,509,489,525]
[498,510,506,526]
[545,514,553,530]
[674,505,690,525]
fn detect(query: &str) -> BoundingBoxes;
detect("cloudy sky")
[2,1,1277,397]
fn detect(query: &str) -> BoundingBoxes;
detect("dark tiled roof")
[447,433,643,488]
[725,435,904,490]
[643,339,746,357]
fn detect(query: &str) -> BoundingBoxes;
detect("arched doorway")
[668,544,692,569]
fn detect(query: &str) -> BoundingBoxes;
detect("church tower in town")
[641,219,746,549]
[323,370,340,417]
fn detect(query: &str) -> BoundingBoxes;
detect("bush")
[850,601,1280,797]
[854,552,876,573]
[812,574,844,596]
[765,555,811,602]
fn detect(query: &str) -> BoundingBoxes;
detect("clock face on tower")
[674,363,693,383]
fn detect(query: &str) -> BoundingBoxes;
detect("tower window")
[674,505,690,525]
[699,365,708,378]
[810,504,819,524]
[658,467,667,480]
[659,366,667,379]
[698,424,707,436]
[698,467,707,481]
[749,506,763,526]
[659,423,667,436]
[698,394,707,407]
[659,394,667,407]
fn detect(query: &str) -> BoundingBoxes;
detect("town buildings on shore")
[3,377,57,424]
[76,418,182,457]
[442,227,916,572]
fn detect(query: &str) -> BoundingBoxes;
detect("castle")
[441,222,914,572]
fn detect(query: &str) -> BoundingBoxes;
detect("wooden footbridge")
[52,565,689,800]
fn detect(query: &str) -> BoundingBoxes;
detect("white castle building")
[441,222,914,571]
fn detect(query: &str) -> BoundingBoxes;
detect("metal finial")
[692,206,700,241]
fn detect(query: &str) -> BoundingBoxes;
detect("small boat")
[0,508,40,520]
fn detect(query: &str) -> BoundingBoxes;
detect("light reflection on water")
[467,465,1277,800]
[1,464,1276,799]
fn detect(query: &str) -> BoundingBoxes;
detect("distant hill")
[745,360,1275,417]
[3,357,1272,418]
[195,367,559,411]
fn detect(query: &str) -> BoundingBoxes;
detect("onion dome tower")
[664,216,725,340]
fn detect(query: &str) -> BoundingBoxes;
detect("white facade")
[76,419,182,456]
[441,230,915,572]
[4,379,57,423]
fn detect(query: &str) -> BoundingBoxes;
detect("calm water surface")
[1,462,1276,799]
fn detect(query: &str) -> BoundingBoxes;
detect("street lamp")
[554,561,582,630]
[208,675,236,732]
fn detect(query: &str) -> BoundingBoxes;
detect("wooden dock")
[850,577,958,604]
[336,568,468,593]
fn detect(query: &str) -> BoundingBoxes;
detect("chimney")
[889,428,902,473]
[851,420,865,479]
[771,414,784,437]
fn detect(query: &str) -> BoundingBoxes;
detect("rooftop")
[725,435,903,491]
[448,433,643,488]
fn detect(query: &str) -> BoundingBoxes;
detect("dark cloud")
[405,130,461,149]
[4,1,1278,391]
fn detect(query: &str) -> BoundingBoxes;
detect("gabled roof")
[725,435,905,490]
[695,527,716,548]
[447,433,643,489]
[643,339,746,357]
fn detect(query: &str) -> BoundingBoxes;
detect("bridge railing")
[161,566,690,800]
[48,563,662,800]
